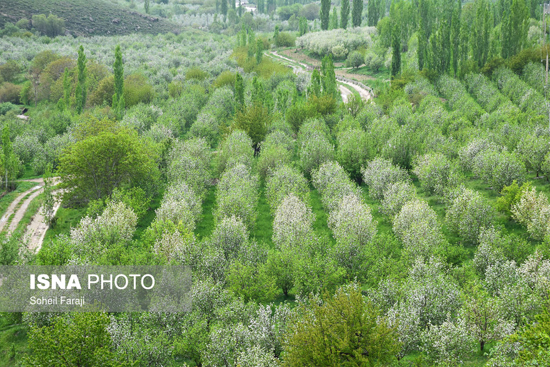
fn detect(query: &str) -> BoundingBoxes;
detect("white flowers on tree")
[473,149,526,192]
[156,182,202,232]
[446,187,495,244]
[168,137,212,199]
[312,161,361,213]
[217,130,254,174]
[413,153,461,196]
[381,181,417,218]
[272,194,315,250]
[393,199,444,259]
[215,164,259,230]
[328,194,377,247]
[265,165,309,213]
[362,157,409,201]
[295,27,374,57]
[511,187,550,240]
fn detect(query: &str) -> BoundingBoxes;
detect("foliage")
[336,128,370,181]
[446,188,496,244]
[413,153,461,196]
[272,194,315,250]
[234,103,272,150]
[312,161,361,213]
[328,194,377,247]
[266,165,309,214]
[362,157,410,201]
[283,284,399,366]
[296,27,374,57]
[381,181,417,218]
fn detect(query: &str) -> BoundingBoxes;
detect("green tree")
[352,0,363,27]
[63,67,71,111]
[329,7,339,29]
[320,0,331,30]
[144,0,150,14]
[75,45,87,114]
[471,0,491,68]
[58,119,159,204]
[112,45,125,120]
[299,16,308,35]
[501,0,528,59]
[509,300,550,364]
[391,21,401,78]
[234,103,272,152]
[1,126,18,192]
[42,163,56,227]
[450,0,461,75]
[24,313,132,367]
[283,284,400,366]
[273,25,279,45]
[235,72,245,109]
[341,0,350,28]
[221,0,228,19]
[367,0,379,26]
[321,54,338,99]
[255,38,263,64]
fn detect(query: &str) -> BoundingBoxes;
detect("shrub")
[272,194,315,250]
[257,144,292,179]
[215,164,259,230]
[336,128,370,181]
[0,82,22,104]
[473,149,526,192]
[516,133,550,177]
[362,158,410,201]
[13,134,42,164]
[296,27,374,56]
[210,215,249,261]
[393,199,444,259]
[413,153,461,196]
[266,165,310,213]
[381,181,417,218]
[186,67,209,81]
[216,130,254,173]
[124,74,154,107]
[0,61,20,83]
[213,71,235,89]
[446,188,496,244]
[275,32,296,47]
[312,161,361,213]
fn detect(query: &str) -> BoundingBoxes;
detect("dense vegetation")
[1,0,550,365]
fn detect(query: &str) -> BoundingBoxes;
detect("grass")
[0,0,181,37]
[252,183,274,247]
[9,193,43,241]
[134,191,163,240]
[0,315,28,367]
[309,185,334,244]
[195,183,217,240]
[19,164,41,180]
[43,206,86,242]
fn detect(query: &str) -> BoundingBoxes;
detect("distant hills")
[0,0,182,37]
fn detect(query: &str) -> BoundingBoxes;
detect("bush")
[446,188,496,244]
[272,194,315,250]
[0,61,20,83]
[296,27,375,56]
[511,187,550,240]
[0,82,22,104]
[362,158,410,201]
[312,161,361,213]
[124,74,154,107]
[393,199,444,259]
[213,71,235,89]
[275,32,296,47]
[0,102,18,115]
[336,128,370,181]
[473,149,526,192]
[31,14,64,37]
[266,165,310,213]
[298,132,335,176]
[186,67,209,81]
[155,182,202,232]
[215,164,259,230]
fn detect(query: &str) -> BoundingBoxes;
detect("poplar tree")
[321,54,337,99]
[352,0,363,27]
[235,72,245,110]
[256,39,263,64]
[273,25,279,45]
[75,45,87,115]
[450,0,461,75]
[501,0,528,59]
[320,0,331,30]
[1,126,16,192]
[471,0,490,68]
[367,0,379,26]
[310,69,321,97]
[63,67,70,111]
[341,0,350,28]
[112,45,125,120]
[144,0,150,14]
[330,7,339,29]
[391,22,401,78]
[221,0,228,19]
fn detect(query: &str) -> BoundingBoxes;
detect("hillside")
[0,0,181,36]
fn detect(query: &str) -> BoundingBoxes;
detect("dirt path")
[269,51,373,101]
[339,85,353,103]
[25,191,63,253]
[8,188,43,233]
[0,185,42,232]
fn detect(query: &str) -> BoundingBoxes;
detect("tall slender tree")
[235,72,245,109]
[63,67,70,111]
[320,0,331,30]
[256,39,263,64]
[112,45,125,120]
[352,0,363,27]
[330,7,339,29]
[471,0,491,68]
[341,0,350,28]
[144,0,150,14]
[221,0,228,19]
[75,45,87,115]
[1,126,16,192]
[367,0,379,26]
[450,0,461,75]
[321,54,338,99]
[501,0,528,59]
[391,22,401,78]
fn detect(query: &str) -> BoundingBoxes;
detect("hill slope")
[0,0,181,36]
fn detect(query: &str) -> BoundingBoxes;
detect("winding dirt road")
[0,185,42,232]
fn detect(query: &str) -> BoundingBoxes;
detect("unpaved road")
[8,188,43,233]
[269,51,373,101]
[25,191,63,253]
[0,185,42,232]
[339,85,353,103]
